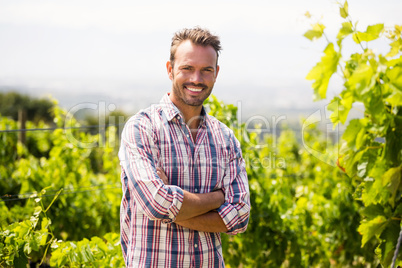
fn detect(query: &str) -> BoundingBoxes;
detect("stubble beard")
[171,80,213,107]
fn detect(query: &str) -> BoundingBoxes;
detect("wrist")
[214,189,225,207]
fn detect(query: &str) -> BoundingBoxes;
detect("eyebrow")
[179,64,215,70]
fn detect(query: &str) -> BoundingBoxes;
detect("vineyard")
[1,1,402,267]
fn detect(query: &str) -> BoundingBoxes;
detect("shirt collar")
[160,93,208,126]
[160,93,181,121]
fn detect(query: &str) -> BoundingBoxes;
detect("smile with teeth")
[186,86,203,92]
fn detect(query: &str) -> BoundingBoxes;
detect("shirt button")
[194,188,198,193]
[194,244,198,248]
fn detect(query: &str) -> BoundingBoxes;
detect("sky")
[0,0,400,120]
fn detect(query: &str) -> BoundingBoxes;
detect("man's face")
[167,40,219,108]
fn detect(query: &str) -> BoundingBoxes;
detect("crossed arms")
[120,116,250,234]
[156,167,228,232]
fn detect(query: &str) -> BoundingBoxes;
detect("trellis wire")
[391,224,402,268]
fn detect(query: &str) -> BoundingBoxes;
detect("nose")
[189,70,203,83]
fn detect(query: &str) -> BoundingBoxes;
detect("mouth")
[184,85,205,93]
[186,86,203,92]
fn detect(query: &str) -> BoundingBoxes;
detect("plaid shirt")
[119,94,250,268]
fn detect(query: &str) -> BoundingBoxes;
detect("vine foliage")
[0,188,61,267]
[305,1,402,266]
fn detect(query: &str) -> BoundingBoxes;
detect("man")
[119,27,250,267]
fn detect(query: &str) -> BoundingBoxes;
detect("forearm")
[175,211,228,233]
[175,190,224,222]
[156,167,224,222]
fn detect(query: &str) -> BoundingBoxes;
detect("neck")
[168,93,204,130]
[179,104,203,130]
[169,95,204,143]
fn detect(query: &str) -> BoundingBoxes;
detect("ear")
[215,65,220,80]
[166,61,173,80]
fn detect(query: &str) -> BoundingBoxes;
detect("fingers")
[156,167,169,185]
[156,167,165,175]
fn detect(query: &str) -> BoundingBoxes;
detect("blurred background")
[1,2,402,267]
[0,0,400,122]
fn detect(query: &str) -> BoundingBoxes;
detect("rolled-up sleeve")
[119,114,184,222]
[217,134,250,235]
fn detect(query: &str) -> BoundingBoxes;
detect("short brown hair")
[170,27,222,67]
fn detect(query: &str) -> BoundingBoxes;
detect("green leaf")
[304,23,326,41]
[79,242,95,263]
[367,24,384,37]
[337,22,353,41]
[304,30,322,41]
[387,66,402,90]
[328,97,342,126]
[14,246,28,268]
[328,90,354,126]
[41,217,51,230]
[394,202,402,217]
[385,84,402,106]
[23,240,32,255]
[363,161,391,206]
[382,166,401,207]
[378,220,401,267]
[342,119,362,149]
[339,1,349,19]
[306,43,340,100]
[357,161,368,177]
[304,11,312,18]
[341,92,354,122]
[353,24,384,43]
[90,236,108,254]
[365,86,387,124]
[30,233,40,251]
[37,231,49,246]
[347,63,375,97]
[358,215,388,247]
[14,220,31,239]
[384,124,402,166]
[355,127,367,150]
[386,38,402,57]
[33,206,42,217]
[349,150,365,176]
[361,204,387,218]
[30,216,39,229]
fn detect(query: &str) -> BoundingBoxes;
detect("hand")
[156,167,169,185]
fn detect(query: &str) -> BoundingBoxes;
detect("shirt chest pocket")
[195,148,228,193]
[158,138,191,188]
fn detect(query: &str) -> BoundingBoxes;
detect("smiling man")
[119,27,250,268]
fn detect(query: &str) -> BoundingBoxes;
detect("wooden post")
[18,109,26,145]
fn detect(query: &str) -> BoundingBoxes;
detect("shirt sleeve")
[217,132,250,235]
[119,113,184,222]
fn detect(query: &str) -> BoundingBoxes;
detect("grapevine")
[305,1,402,266]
